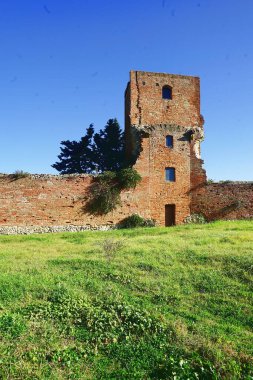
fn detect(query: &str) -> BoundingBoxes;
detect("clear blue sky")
[1,0,252,180]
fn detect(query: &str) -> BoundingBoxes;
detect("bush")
[118,214,156,229]
[85,172,121,214]
[85,169,141,215]
[116,168,141,190]
[10,170,30,180]
[184,213,206,224]
[96,238,125,261]
[219,180,233,184]
[142,218,156,227]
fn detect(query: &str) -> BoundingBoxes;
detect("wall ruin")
[191,182,253,221]
[0,174,150,228]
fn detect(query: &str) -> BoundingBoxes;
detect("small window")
[166,135,173,148]
[162,85,172,100]
[165,167,175,182]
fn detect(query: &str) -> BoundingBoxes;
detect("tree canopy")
[52,119,125,174]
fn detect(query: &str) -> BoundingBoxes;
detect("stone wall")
[191,182,253,220]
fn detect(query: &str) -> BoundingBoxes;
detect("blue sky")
[0,0,252,180]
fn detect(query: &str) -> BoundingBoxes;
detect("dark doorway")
[165,204,175,226]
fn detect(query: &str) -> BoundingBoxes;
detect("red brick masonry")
[0,176,252,228]
[191,182,253,221]
[0,174,149,227]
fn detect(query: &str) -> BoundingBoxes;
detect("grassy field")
[0,220,252,379]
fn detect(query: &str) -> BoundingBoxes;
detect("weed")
[0,313,27,338]
[9,170,30,180]
[184,213,206,224]
[96,238,125,261]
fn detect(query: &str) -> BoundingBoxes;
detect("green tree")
[52,119,125,174]
[93,119,125,172]
[52,125,95,174]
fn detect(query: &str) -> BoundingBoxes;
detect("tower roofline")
[130,70,200,80]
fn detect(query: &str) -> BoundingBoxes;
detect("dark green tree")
[52,119,125,174]
[93,119,125,172]
[52,125,95,174]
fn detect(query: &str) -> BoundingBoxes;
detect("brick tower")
[125,70,206,225]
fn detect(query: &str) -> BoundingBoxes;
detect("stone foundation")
[0,224,113,235]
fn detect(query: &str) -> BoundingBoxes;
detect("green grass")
[0,220,253,379]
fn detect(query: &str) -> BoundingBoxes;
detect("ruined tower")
[125,70,206,225]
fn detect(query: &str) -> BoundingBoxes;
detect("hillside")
[0,221,252,379]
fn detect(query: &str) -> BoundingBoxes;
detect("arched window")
[162,85,172,100]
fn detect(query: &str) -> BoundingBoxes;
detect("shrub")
[116,168,141,190]
[85,172,121,214]
[98,171,118,183]
[96,238,125,261]
[118,214,156,229]
[184,213,206,224]
[10,170,30,180]
[219,180,233,184]
[142,218,156,227]
[85,169,141,215]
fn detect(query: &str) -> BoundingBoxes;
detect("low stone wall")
[0,224,113,235]
[191,182,253,221]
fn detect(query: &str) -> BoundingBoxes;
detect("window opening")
[162,85,172,100]
[166,135,173,148]
[165,167,175,182]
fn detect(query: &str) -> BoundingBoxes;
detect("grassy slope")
[0,220,252,379]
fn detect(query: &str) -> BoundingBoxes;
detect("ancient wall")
[191,182,253,220]
[0,174,150,228]
[1,176,252,232]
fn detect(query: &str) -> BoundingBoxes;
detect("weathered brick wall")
[128,71,202,127]
[133,126,192,224]
[191,182,253,220]
[0,175,252,229]
[0,174,151,227]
